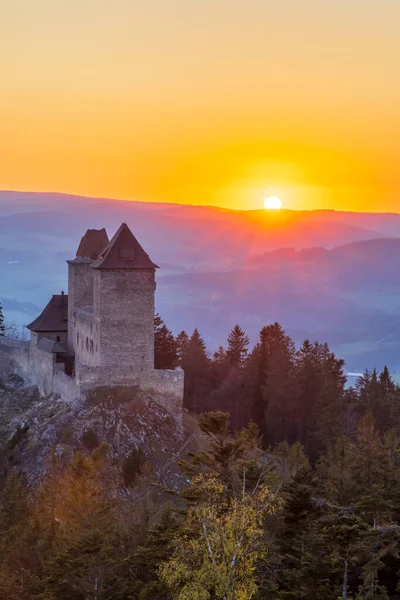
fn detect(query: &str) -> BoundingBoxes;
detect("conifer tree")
[131,506,182,599]
[271,441,310,486]
[0,469,39,599]
[154,313,178,369]
[41,447,123,599]
[249,323,296,446]
[276,469,325,599]
[296,340,346,457]
[226,324,250,368]
[175,330,189,365]
[317,436,355,505]
[0,301,5,336]
[182,328,210,413]
[320,512,369,600]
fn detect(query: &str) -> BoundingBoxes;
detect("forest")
[2,316,400,598]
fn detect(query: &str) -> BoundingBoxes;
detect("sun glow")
[264,196,282,210]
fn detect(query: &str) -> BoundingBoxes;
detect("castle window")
[86,337,89,351]
[77,333,79,344]
[56,336,60,342]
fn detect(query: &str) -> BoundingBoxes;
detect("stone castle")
[1,224,183,416]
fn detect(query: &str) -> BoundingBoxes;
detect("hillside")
[0,379,190,488]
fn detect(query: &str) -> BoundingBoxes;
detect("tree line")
[156,316,400,459]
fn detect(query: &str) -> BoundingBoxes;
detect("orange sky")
[1,0,400,211]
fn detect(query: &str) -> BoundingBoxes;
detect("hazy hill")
[1,191,400,371]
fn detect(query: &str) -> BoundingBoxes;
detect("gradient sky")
[1,0,400,211]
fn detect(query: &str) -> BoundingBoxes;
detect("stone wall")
[30,337,55,396]
[142,369,184,423]
[92,269,156,374]
[0,336,31,382]
[76,365,184,422]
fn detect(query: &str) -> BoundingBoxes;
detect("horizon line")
[1,188,399,216]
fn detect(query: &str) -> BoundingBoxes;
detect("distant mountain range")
[1,190,400,372]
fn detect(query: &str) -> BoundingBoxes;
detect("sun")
[264,196,282,210]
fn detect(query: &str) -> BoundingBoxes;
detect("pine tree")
[182,328,210,413]
[0,469,39,599]
[179,412,264,495]
[41,447,124,599]
[249,323,296,446]
[131,506,182,598]
[154,314,178,369]
[270,441,310,486]
[226,324,250,368]
[296,340,346,457]
[175,330,189,365]
[320,512,369,600]
[317,436,355,505]
[0,468,30,544]
[0,302,5,336]
[276,469,325,599]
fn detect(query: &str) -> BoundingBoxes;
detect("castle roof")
[91,223,159,270]
[76,228,109,260]
[27,293,68,332]
[36,337,67,354]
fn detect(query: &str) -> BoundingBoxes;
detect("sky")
[1,0,400,212]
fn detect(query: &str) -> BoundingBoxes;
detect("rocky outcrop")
[0,380,188,488]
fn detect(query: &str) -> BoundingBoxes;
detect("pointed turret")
[91,223,158,270]
[76,228,109,260]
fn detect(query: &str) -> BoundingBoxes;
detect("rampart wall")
[30,339,55,396]
[76,365,184,422]
[0,336,32,383]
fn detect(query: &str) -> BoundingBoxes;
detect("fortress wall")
[0,337,32,382]
[30,342,54,396]
[143,369,184,397]
[76,365,184,422]
[142,369,184,423]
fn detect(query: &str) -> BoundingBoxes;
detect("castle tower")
[90,223,159,376]
[67,228,109,355]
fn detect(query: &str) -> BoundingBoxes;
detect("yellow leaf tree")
[160,471,279,600]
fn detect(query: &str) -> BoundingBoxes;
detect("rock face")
[0,380,187,488]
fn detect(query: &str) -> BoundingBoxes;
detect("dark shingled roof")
[27,294,68,332]
[91,223,159,270]
[76,228,109,259]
